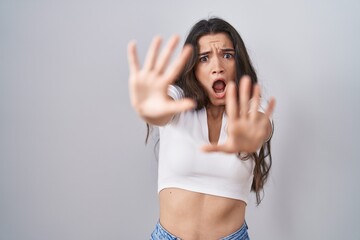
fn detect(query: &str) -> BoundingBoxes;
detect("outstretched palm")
[127,35,195,124]
[202,76,275,154]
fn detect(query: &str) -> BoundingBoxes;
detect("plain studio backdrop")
[1,0,359,239]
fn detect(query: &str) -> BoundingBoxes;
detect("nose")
[211,56,224,74]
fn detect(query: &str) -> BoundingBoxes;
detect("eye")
[223,53,234,59]
[199,55,208,62]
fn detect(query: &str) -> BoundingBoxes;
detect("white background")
[1,0,359,239]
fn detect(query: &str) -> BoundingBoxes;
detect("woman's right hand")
[127,35,196,125]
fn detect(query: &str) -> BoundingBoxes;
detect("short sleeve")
[249,98,274,142]
[167,85,184,100]
[165,85,185,124]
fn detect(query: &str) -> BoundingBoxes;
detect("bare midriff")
[159,187,246,240]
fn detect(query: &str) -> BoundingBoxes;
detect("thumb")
[201,144,224,153]
[167,98,196,114]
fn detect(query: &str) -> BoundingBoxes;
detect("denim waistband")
[150,220,249,240]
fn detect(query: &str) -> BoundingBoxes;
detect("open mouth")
[212,80,226,97]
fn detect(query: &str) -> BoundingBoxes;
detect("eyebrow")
[198,48,235,56]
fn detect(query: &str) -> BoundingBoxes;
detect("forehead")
[197,33,234,51]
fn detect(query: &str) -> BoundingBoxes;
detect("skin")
[195,33,236,144]
[127,33,275,239]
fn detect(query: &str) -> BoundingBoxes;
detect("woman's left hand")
[202,76,276,154]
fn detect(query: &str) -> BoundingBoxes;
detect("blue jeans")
[150,221,250,240]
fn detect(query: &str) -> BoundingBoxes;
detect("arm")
[127,35,195,126]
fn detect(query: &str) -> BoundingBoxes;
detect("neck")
[206,104,225,119]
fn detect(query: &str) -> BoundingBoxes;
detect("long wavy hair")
[147,17,273,205]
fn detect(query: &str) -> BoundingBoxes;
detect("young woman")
[127,17,275,240]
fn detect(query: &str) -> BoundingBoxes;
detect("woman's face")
[195,32,236,107]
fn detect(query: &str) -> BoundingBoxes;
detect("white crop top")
[157,85,272,204]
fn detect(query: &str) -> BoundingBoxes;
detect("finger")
[143,36,162,71]
[239,75,251,118]
[226,81,238,121]
[249,84,261,122]
[264,97,276,119]
[155,35,180,73]
[127,40,140,74]
[165,98,196,114]
[163,44,193,85]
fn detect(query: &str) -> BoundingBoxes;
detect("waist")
[159,188,246,239]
